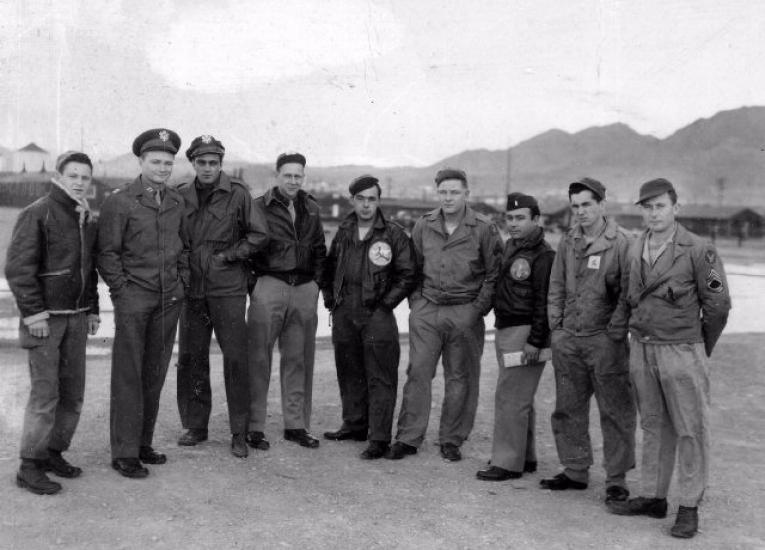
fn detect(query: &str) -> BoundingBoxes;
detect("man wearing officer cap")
[98,128,189,478]
[542,177,636,502]
[607,179,730,539]
[320,175,416,459]
[174,135,268,458]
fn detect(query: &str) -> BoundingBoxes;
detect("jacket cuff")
[23,311,50,326]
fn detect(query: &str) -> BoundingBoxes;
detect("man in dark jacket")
[477,192,555,481]
[98,128,188,478]
[246,152,327,449]
[320,175,416,459]
[175,135,268,458]
[6,151,100,495]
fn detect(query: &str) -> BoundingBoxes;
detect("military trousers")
[490,325,545,472]
[331,289,400,442]
[247,276,318,432]
[550,330,636,486]
[177,295,249,435]
[630,341,710,507]
[110,284,183,459]
[396,299,484,448]
[19,313,87,460]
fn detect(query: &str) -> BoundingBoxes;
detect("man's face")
[640,192,678,234]
[505,208,538,240]
[437,179,469,215]
[570,190,605,229]
[277,162,305,200]
[55,162,93,200]
[139,151,175,185]
[193,153,222,185]
[351,186,380,222]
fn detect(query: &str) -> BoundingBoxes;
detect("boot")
[16,459,62,495]
[671,506,698,539]
[46,449,82,478]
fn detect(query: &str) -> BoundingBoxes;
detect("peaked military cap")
[132,128,181,157]
[636,178,676,204]
[435,168,467,185]
[186,135,225,161]
[276,152,306,171]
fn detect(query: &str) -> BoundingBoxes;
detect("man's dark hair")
[568,182,602,203]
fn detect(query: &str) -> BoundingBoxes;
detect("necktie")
[287,200,296,221]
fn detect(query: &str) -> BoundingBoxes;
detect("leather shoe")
[671,506,698,538]
[476,465,521,481]
[178,428,208,446]
[111,458,149,479]
[17,459,62,495]
[360,441,388,460]
[138,446,167,464]
[439,443,462,462]
[607,497,668,518]
[231,434,248,458]
[384,441,417,460]
[605,485,630,503]
[46,449,82,478]
[245,431,270,450]
[540,473,588,490]
[284,429,320,448]
[323,428,368,441]
[524,460,537,473]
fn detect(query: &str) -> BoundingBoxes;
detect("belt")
[267,271,313,286]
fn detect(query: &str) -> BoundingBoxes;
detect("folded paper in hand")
[502,348,552,368]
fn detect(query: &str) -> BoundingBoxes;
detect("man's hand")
[521,343,540,364]
[28,319,50,338]
[87,314,101,335]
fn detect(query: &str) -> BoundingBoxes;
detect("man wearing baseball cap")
[175,135,268,458]
[607,178,730,539]
[98,128,188,478]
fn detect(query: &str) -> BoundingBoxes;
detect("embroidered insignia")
[587,255,601,270]
[706,268,723,293]
[201,135,213,144]
[368,241,392,266]
[510,258,531,281]
[158,129,169,142]
[705,249,716,264]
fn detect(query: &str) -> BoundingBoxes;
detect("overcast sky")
[1,0,763,166]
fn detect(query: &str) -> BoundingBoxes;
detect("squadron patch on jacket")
[706,268,724,293]
[510,258,531,281]
[369,241,392,266]
[705,249,716,264]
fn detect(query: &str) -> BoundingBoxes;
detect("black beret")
[186,135,225,161]
[132,128,181,157]
[276,152,306,171]
[55,150,92,173]
[506,192,538,212]
[349,174,380,196]
[636,178,676,204]
[435,168,467,185]
[569,177,606,200]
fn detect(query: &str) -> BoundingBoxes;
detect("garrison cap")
[132,128,181,157]
[349,174,380,196]
[186,135,225,161]
[276,152,306,171]
[636,178,676,204]
[55,150,92,173]
[569,177,606,201]
[506,192,538,212]
[435,168,467,185]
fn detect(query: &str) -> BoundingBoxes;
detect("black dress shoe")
[607,497,668,518]
[111,458,149,479]
[323,428,368,441]
[360,441,389,460]
[284,429,320,448]
[539,473,588,490]
[671,506,698,538]
[384,441,417,460]
[523,460,537,473]
[138,446,167,464]
[178,428,208,446]
[439,443,462,462]
[245,431,270,450]
[17,459,62,494]
[231,434,248,458]
[605,485,630,503]
[46,449,82,478]
[476,465,522,481]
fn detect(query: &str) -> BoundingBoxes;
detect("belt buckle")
[287,274,298,286]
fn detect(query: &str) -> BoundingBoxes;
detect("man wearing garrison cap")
[97,128,189,478]
[608,179,730,539]
[246,152,327,449]
[386,168,502,462]
[542,177,636,503]
[320,175,416,459]
[174,136,268,458]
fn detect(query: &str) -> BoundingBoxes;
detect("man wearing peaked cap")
[175,135,268,458]
[97,128,188,479]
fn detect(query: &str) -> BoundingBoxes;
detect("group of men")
[6,127,730,539]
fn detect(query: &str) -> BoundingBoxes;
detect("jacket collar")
[183,171,232,211]
[512,225,545,250]
[264,185,309,207]
[338,209,387,232]
[424,204,478,227]
[569,216,619,254]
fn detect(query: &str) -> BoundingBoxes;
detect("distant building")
[0,173,111,212]
[3,143,54,173]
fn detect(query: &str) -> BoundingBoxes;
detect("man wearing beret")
[98,128,188,478]
[387,168,502,462]
[6,151,100,494]
[477,192,555,481]
[542,178,636,501]
[246,152,327,449]
[175,135,268,458]
[320,175,416,459]
[608,179,730,539]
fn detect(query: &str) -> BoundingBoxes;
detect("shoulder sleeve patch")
[706,268,723,293]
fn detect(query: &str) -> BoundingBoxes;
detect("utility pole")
[716,177,725,206]
[504,143,512,197]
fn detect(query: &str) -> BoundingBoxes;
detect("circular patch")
[510,258,531,281]
[368,241,392,266]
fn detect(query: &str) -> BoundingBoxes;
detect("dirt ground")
[1,332,764,550]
